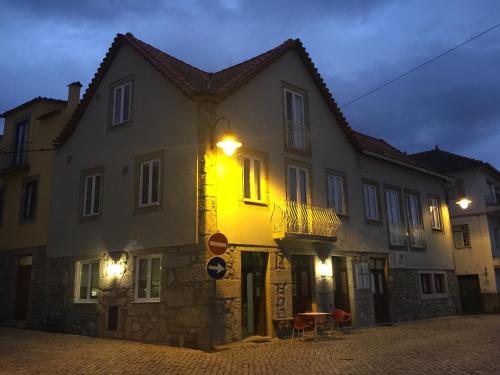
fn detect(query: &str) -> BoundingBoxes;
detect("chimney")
[67,81,82,111]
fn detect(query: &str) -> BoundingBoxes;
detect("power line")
[339,22,500,109]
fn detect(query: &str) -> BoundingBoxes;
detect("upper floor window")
[83,173,102,217]
[135,255,161,302]
[447,178,465,201]
[0,185,5,224]
[284,87,308,151]
[242,154,266,204]
[139,159,161,207]
[405,192,425,249]
[13,120,29,166]
[75,260,100,302]
[327,173,347,215]
[385,188,404,247]
[112,81,132,126]
[21,177,38,222]
[287,165,309,204]
[453,224,471,248]
[428,197,442,230]
[363,183,379,221]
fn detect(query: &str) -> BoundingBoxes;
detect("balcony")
[285,120,310,152]
[271,200,341,241]
[0,142,30,176]
[485,193,500,206]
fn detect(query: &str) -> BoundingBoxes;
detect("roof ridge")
[411,148,486,165]
[1,96,67,118]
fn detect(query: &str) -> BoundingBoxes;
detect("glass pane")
[334,176,343,213]
[151,160,160,203]
[294,94,304,125]
[141,163,150,205]
[84,176,93,215]
[114,87,122,124]
[123,84,130,122]
[300,270,309,296]
[243,158,251,199]
[0,188,4,222]
[254,160,261,201]
[288,168,297,201]
[79,263,89,299]
[138,259,148,298]
[93,175,101,214]
[299,170,307,203]
[90,262,99,299]
[150,257,161,299]
[285,91,293,122]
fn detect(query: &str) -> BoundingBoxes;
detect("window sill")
[132,299,161,304]
[74,299,99,304]
[111,120,131,127]
[19,218,36,225]
[431,227,443,232]
[364,218,383,226]
[242,199,268,207]
[420,293,448,300]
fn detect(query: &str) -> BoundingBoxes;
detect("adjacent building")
[1,33,460,349]
[413,147,500,313]
[0,85,81,326]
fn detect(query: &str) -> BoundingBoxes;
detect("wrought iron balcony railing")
[271,200,341,239]
[485,193,500,206]
[285,120,310,152]
[0,142,30,175]
[388,222,426,248]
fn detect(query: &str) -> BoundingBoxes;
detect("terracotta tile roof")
[54,33,360,150]
[352,131,432,170]
[1,97,66,118]
[411,148,500,178]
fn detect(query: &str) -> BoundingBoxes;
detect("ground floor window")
[135,255,161,302]
[75,260,100,302]
[355,262,371,290]
[419,272,447,297]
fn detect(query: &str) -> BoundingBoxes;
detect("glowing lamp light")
[456,198,472,210]
[106,261,124,277]
[216,131,242,156]
[318,261,333,278]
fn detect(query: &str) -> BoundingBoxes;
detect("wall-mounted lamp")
[106,251,128,278]
[456,198,472,210]
[212,116,242,156]
[317,259,333,278]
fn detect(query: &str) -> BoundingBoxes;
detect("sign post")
[207,232,228,349]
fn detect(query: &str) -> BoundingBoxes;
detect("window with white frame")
[327,174,347,215]
[75,260,100,302]
[21,177,38,221]
[83,173,102,217]
[405,192,425,248]
[0,185,5,224]
[112,81,132,125]
[453,224,471,248]
[363,183,379,221]
[243,155,265,203]
[429,197,442,230]
[284,88,307,150]
[288,165,309,204]
[420,272,447,297]
[135,255,161,302]
[139,159,160,207]
[356,262,371,290]
[385,189,404,246]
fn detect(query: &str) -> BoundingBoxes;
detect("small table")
[297,312,332,340]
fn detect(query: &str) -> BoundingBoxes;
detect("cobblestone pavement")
[1,315,499,374]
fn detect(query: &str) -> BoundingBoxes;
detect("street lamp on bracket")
[212,116,242,156]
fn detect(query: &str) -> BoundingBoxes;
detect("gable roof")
[53,33,360,150]
[352,131,448,179]
[1,97,66,118]
[412,148,500,178]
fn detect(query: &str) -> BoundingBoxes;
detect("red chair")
[332,309,352,332]
[292,315,306,341]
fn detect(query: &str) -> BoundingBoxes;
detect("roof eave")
[362,150,452,181]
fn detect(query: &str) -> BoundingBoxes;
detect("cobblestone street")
[1,315,499,374]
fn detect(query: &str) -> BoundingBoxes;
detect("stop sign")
[208,232,228,255]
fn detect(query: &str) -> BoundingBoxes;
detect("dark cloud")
[1,0,499,168]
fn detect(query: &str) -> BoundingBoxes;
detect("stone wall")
[388,269,459,322]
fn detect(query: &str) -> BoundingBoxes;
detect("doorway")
[15,255,32,320]
[332,257,350,312]
[458,274,483,313]
[241,252,268,337]
[370,258,390,323]
[291,255,314,314]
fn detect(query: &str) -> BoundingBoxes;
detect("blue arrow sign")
[207,256,227,280]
